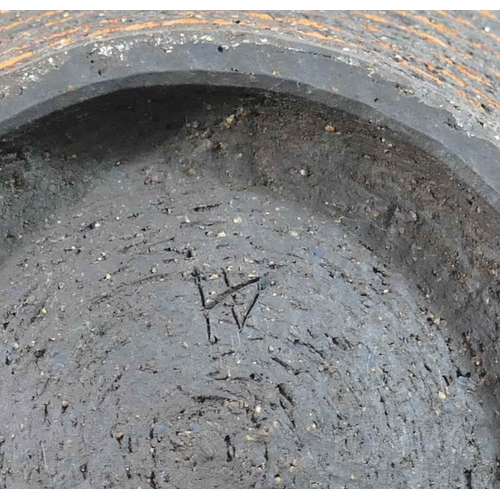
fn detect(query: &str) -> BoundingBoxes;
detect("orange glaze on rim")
[0,50,34,70]
[0,11,61,33]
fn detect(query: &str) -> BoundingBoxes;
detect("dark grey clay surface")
[1,88,500,487]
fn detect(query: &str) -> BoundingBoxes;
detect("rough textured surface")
[2,10,500,490]
[1,10,500,141]
[1,88,500,488]
[1,11,500,216]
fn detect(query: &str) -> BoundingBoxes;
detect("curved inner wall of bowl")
[0,85,499,488]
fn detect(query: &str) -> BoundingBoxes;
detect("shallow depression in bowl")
[1,86,500,488]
